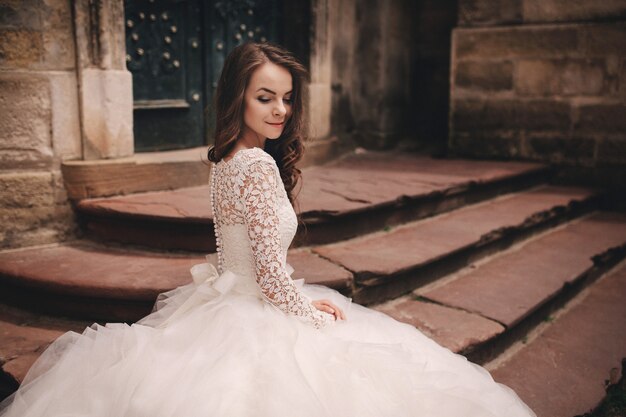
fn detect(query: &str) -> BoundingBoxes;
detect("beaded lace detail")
[210,147,332,329]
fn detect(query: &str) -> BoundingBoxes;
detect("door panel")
[125,0,283,152]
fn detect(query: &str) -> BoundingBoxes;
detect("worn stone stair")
[1,151,625,412]
[0,304,90,400]
[315,185,598,304]
[0,243,351,322]
[0,184,598,322]
[374,212,626,362]
[75,152,550,251]
[372,213,626,416]
[489,261,626,417]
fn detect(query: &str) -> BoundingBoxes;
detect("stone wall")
[450,0,626,186]
[330,0,457,150]
[0,0,80,248]
[329,0,410,149]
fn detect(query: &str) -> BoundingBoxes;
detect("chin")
[265,131,283,140]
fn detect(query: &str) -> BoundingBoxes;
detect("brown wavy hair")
[207,42,308,205]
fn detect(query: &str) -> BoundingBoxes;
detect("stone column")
[307,0,333,141]
[0,0,82,248]
[73,0,134,159]
[329,0,420,150]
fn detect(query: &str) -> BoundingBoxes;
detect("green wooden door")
[125,0,283,152]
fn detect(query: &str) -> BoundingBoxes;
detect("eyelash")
[258,97,292,104]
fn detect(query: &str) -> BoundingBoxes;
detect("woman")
[0,42,536,416]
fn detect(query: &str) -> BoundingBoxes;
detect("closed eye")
[257,97,292,104]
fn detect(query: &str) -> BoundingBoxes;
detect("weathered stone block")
[0,205,76,249]
[451,131,522,158]
[0,150,53,171]
[0,74,53,168]
[453,98,570,130]
[307,82,332,139]
[516,59,606,96]
[455,60,514,91]
[0,172,54,208]
[575,102,626,133]
[454,25,578,60]
[81,68,133,159]
[620,58,626,99]
[0,169,75,249]
[41,0,76,69]
[524,133,595,164]
[597,137,626,165]
[0,0,42,29]
[72,0,126,70]
[580,22,626,57]
[523,0,626,23]
[0,29,43,68]
[0,0,75,70]
[458,0,523,26]
[49,72,81,159]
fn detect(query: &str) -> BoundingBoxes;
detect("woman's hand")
[312,299,346,321]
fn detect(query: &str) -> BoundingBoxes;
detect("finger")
[326,302,344,320]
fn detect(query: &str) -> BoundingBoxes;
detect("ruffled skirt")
[0,264,536,416]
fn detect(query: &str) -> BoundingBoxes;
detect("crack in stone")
[320,188,371,204]
[91,200,194,217]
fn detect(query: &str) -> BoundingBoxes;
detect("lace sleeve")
[239,158,332,329]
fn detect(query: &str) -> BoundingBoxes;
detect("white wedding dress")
[0,147,536,416]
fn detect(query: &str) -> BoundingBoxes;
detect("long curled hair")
[207,42,308,205]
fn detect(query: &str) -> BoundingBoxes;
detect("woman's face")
[242,61,293,141]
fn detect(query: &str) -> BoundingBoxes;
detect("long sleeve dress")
[0,147,536,416]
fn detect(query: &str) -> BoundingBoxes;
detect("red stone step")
[374,212,626,363]
[490,262,626,417]
[315,185,598,304]
[420,212,626,329]
[374,296,505,354]
[76,151,550,251]
[0,243,352,322]
[0,304,90,400]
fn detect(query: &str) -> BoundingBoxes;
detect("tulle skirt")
[0,264,536,417]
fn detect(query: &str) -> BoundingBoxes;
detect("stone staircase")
[1,150,625,416]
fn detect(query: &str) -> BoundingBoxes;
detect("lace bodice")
[210,147,332,329]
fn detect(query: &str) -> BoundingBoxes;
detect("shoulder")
[233,148,279,185]
[239,147,277,168]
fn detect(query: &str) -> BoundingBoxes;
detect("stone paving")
[77,151,547,222]
[1,152,625,414]
[314,186,593,278]
[0,303,89,394]
[491,263,626,417]
[421,212,626,328]
[374,212,626,357]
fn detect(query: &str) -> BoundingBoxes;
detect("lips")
[266,121,284,128]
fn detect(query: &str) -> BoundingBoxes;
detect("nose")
[273,101,287,118]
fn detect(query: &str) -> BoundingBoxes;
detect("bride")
[0,42,536,416]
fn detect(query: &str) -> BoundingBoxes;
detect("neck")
[239,128,266,150]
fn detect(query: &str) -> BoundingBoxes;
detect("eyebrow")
[256,87,293,95]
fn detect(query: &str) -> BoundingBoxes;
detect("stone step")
[76,151,550,251]
[490,262,626,417]
[3,214,624,408]
[0,243,352,322]
[374,212,626,366]
[0,304,90,400]
[1,185,595,321]
[315,185,598,305]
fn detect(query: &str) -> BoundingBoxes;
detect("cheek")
[244,100,263,123]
